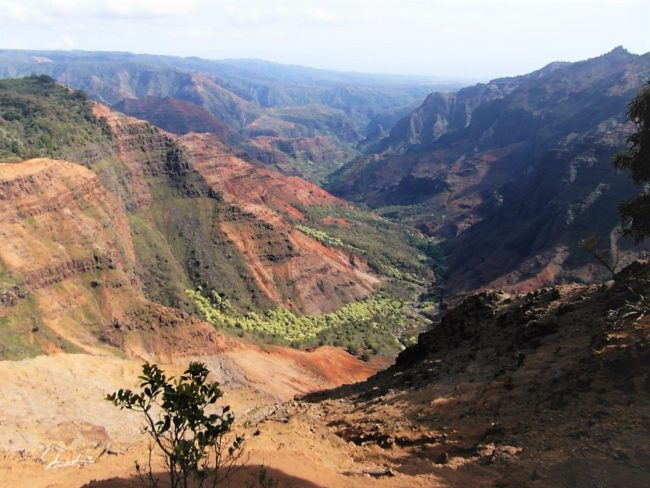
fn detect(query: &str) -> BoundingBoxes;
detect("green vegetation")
[296,205,447,288]
[144,191,275,313]
[289,155,350,186]
[128,213,193,308]
[295,224,350,249]
[0,293,81,360]
[187,288,427,356]
[614,80,650,241]
[0,75,113,162]
[107,362,244,488]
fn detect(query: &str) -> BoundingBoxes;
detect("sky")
[0,0,648,79]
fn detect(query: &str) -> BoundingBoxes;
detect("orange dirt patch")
[322,216,352,228]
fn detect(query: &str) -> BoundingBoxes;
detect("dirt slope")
[0,346,386,488]
[294,262,650,487]
[179,132,379,313]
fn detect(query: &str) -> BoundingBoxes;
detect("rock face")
[0,158,231,359]
[91,105,382,314]
[330,47,650,293]
[377,60,569,153]
[301,262,650,487]
[180,132,379,314]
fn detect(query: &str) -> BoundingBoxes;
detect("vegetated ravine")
[0,74,440,362]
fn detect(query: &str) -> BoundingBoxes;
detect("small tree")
[107,362,244,488]
[579,236,626,281]
[614,80,650,241]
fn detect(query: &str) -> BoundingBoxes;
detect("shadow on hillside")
[82,464,325,488]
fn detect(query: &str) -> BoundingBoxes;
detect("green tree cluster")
[0,75,113,161]
[186,289,424,356]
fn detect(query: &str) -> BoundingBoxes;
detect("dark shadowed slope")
[330,47,650,293]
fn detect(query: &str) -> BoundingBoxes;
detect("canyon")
[0,48,649,487]
[330,47,650,294]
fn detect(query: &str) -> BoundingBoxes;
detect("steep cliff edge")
[92,105,384,314]
[179,132,379,313]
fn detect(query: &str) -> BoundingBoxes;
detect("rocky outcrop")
[301,262,650,487]
[89,105,384,313]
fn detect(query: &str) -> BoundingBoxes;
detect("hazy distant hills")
[329,47,650,293]
[0,50,462,183]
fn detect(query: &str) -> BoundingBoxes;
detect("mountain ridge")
[0,76,437,360]
[329,47,650,294]
[0,49,453,182]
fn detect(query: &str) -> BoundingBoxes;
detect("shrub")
[107,362,244,488]
[186,288,426,356]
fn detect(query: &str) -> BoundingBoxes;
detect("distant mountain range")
[0,50,464,183]
[329,47,650,293]
[2,46,649,324]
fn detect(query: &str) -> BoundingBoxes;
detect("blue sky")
[0,0,648,79]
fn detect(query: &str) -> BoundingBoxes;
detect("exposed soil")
[4,265,649,487]
[0,344,387,488]
[179,132,380,314]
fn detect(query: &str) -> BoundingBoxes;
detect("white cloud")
[105,0,196,17]
[61,34,75,48]
[0,1,44,22]
[223,4,344,28]
[304,7,342,24]
[48,0,196,19]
